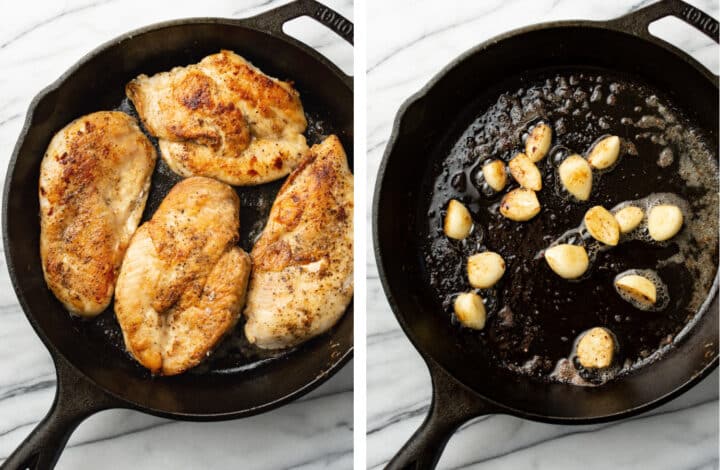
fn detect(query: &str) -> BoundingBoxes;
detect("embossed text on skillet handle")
[610,0,719,45]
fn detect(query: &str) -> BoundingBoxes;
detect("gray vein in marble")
[446,400,718,469]
[367,1,504,74]
[232,0,287,17]
[687,459,720,470]
[367,401,434,436]
[0,114,22,129]
[0,0,117,50]
[0,378,54,401]
[286,448,352,470]
[36,420,172,460]
[367,139,387,156]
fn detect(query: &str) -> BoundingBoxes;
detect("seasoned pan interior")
[375,24,717,420]
[5,20,353,417]
[420,66,717,385]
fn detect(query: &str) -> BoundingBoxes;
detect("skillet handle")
[244,0,353,45]
[386,360,498,470]
[610,0,719,44]
[1,355,119,470]
[238,0,353,88]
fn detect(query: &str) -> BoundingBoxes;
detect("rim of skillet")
[2,17,353,421]
[373,18,719,424]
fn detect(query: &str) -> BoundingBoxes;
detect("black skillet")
[374,1,718,468]
[2,1,353,468]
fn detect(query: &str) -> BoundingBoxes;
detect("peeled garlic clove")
[509,153,542,191]
[558,154,592,201]
[647,204,683,241]
[454,292,486,330]
[584,206,620,246]
[444,199,473,240]
[615,274,657,306]
[525,123,552,162]
[482,160,507,192]
[576,327,615,369]
[544,244,589,279]
[467,251,505,289]
[614,206,644,234]
[500,188,540,222]
[587,135,620,170]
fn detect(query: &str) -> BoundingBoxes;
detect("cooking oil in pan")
[422,69,718,385]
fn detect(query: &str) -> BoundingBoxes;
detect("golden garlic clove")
[443,199,473,240]
[453,292,487,330]
[614,206,644,234]
[525,123,552,162]
[509,152,542,191]
[615,274,657,307]
[576,327,615,369]
[587,135,621,170]
[500,188,541,222]
[544,244,589,279]
[558,154,593,201]
[647,204,683,241]
[467,251,506,289]
[584,206,620,246]
[482,160,507,192]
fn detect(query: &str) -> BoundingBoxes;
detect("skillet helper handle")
[386,360,497,470]
[611,0,719,44]
[2,356,118,470]
[245,0,354,45]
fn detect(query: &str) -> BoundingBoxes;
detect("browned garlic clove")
[482,160,507,192]
[576,327,615,369]
[615,274,657,307]
[558,154,592,201]
[509,152,542,191]
[525,122,552,162]
[467,251,505,289]
[453,292,487,330]
[587,135,621,170]
[544,244,589,279]
[443,199,473,240]
[499,188,541,222]
[584,206,620,246]
[614,206,644,234]
[647,204,683,241]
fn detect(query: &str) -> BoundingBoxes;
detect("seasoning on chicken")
[126,50,308,186]
[39,111,156,317]
[244,135,353,349]
[114,177,251,375]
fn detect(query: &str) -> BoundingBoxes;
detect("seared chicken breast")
[244,135,353,349]
[39,111,156,317]
[114,177,251,375]
[126,50,308,186]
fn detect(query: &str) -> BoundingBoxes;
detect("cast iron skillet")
[374,1,718,468]
[2,1,353,468]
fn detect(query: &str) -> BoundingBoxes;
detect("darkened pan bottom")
[421,67,718,385]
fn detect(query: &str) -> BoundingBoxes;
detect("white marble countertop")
[367,0,718,469]
[0,1,353,469]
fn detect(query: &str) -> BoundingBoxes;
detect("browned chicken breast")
[39,111,156,317]
[126,50,308,186]
[114,177,251,375]
[244,135,353,349]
